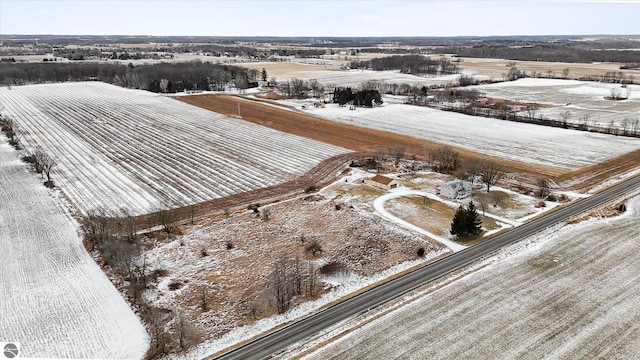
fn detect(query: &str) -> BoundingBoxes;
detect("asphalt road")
[214,174,640,360]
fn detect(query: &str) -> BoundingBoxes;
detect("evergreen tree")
[261,68,268,82]
[450,202,482,238]
[450,205,468,237]
[464,201,482,236]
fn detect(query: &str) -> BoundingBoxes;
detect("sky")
[0,0,638,37]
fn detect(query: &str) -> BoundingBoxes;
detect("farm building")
[440,180,472,199]
[365,174,399,190]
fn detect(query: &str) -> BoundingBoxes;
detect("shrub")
[305,240,323,257]
[417,247,426,257]
[319,261,348,276]
[168,281,182,291]
[304,185,318,193]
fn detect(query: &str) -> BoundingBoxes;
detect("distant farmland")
[0,83,349,215]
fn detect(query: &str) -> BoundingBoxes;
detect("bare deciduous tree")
[159,78,169,93]
[41,152,57,185]
[271,256,294,314]
[175,312,197,349]
[0,116,16,143]
[429,146,460,174]
[538,177,551,199]
[479,160,506,192]
[475,191,491,216]
[559,110,572,127]
[459,158,482,184]
[261,208,272,221]
[200,285,209,311]
[157,207,178,235]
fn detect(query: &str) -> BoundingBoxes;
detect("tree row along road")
[213,174,640,360]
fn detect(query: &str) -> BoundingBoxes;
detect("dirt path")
[134,152,357,229]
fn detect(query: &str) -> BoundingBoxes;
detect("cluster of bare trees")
[21,146,57,186]
[0,115,18,146]
[270,256,319,314]
[278,78,325,98]
[428,146,460,174]
[351,55,460,75]
[79,209,199,357]
[81,211,142,279]
[147,308,199,357]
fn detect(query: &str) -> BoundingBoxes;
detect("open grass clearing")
[142,191,442,357]
[386,195,499,240]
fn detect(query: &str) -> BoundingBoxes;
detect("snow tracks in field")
[0,82,349,215]
[0,136,149,358]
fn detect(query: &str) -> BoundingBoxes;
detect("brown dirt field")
[178,94,563,178]
[484,97,554,109]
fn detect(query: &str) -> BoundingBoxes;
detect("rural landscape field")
[1,1,639,359]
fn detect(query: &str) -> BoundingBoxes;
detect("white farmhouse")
[440,180,472,199]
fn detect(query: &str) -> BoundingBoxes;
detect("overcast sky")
[1,0,638,37]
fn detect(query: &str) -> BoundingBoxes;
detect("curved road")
[214,174,640,360]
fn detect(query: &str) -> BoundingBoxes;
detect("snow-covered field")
[471,78,640,128]
[239,60,471,88]
[0,82,349,215]
[296,100,640,170]
[0,136,149,358]
[291,194,640,359]
[294,69,467,88]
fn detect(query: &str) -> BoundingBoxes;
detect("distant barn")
[365,174,399,190]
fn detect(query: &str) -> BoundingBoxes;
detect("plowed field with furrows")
[0,136,148,358]
[0,83,349,215]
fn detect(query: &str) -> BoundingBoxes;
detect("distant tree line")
[454,44,640,64]
[0,60,261,92]
[350,55,460,75]
[332,87,383,107]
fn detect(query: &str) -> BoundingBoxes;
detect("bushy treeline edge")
[0,60,263,92]
[349,54,461,75]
